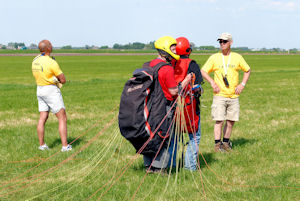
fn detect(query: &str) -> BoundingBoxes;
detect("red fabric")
[174,58,199,133]
[174,58,191,83]
[150,59,177,101]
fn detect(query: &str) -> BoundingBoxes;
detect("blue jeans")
[168,117,201,171]
[184,118,201,170]
[167,131,179,168]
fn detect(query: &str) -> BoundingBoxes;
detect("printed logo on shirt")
[218,64,236,69]
[32,63,43,72]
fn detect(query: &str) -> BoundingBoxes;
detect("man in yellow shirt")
[201,33,251,152]
[32,40,72,152]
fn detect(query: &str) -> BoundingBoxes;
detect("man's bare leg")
[214,121,224,152]
[55,108,68,147]
[37,111,49,146]
[222,120,235,151]
[223,120,235,139]
[214,121,224,140]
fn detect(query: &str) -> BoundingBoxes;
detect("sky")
[1,0,299,49]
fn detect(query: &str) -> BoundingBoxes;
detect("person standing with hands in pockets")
[201,33,251,152]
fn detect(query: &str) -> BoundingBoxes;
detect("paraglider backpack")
[118,61,172,156]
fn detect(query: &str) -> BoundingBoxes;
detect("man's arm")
[200,69,220,93]
[235,69,251,95]
[168,73,192,96]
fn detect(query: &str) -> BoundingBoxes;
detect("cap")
[217,32,232,41]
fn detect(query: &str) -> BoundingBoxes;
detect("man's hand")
[57,74,66,84]
[52,76,63,89]
[211,81,220,93]
[235,84,244,95]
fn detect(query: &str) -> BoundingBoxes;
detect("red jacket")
[150,58,177,101]
[174,58,199,133]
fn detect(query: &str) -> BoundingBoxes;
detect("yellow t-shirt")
[32,54,63,86]
[202,52,250,98]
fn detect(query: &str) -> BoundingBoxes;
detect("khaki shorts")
[37,85,65,114]
[211,96,239,121]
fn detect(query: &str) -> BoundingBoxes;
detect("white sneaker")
[39,144,49,151]
[61,144,72,152]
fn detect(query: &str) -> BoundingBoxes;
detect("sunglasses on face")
[219,40,229,44]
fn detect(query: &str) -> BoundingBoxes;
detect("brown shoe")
[222,141,232,152]
[214,142,224,152]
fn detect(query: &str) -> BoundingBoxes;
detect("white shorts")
[37,85,65,114]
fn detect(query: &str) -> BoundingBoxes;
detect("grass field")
[0,54,299,200]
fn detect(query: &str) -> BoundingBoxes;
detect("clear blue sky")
[1,0,299,49]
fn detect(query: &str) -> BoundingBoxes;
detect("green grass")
[0,54,299,200]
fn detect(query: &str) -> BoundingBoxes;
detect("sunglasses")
[219,40,229,44]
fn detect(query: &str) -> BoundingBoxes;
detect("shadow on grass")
[198,152,216,169]
[49,137,82,149]
[231,137,256,148]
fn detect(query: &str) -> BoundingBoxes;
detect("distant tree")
[85,45,91,49]
[289,48,298,53]
[7,42,14,47]
[100,45,109,49]
[90,45,99,49]
[144,41,155,49]
[113,42,146,49]
[1,45,6,49]
[272,48,281,52]
[113,43,122,49]
[132,42,145,49]
[123,44,130,49]
[61,45,72,49]
[29,43,38,49]
[18,43,25,48]
[7,42,25,49]
[232,47,250,51]
[261,47,267,51]
[198,46,217,50]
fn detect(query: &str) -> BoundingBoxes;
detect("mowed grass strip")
[0,54,299,200]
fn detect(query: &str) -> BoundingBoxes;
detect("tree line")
[0,41,299,53]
